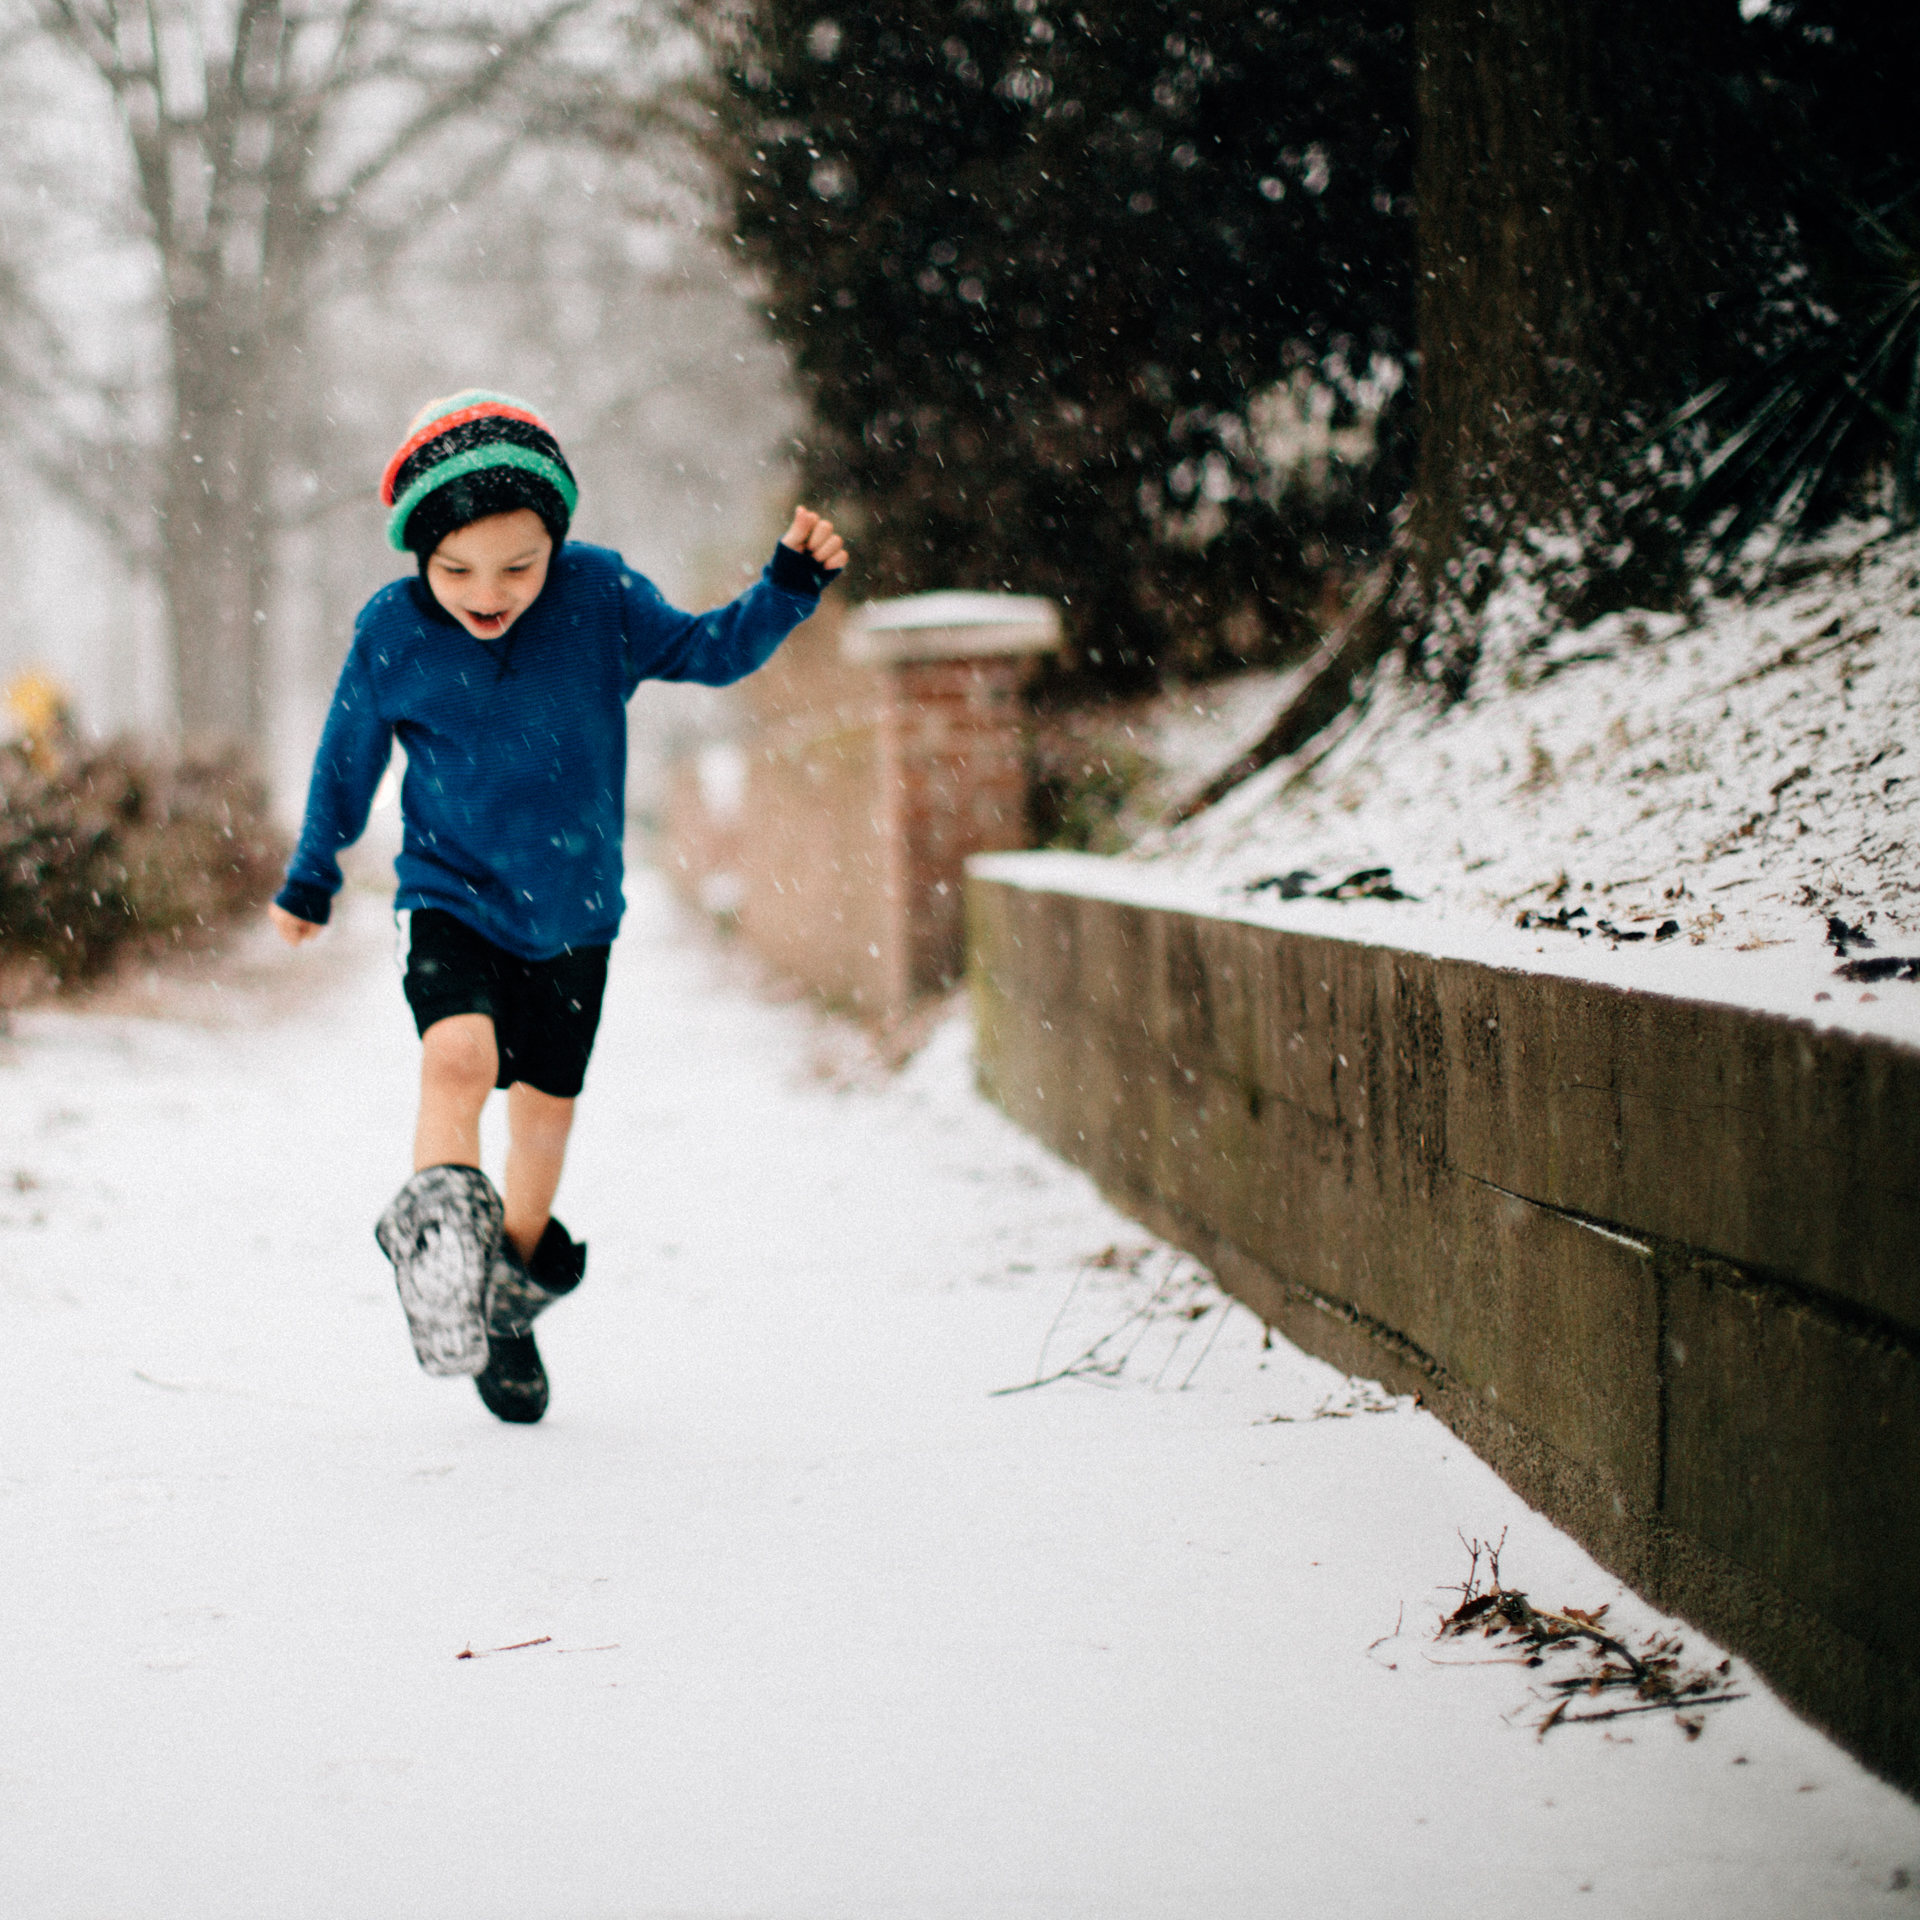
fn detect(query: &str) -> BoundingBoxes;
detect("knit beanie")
[379,391,579,557]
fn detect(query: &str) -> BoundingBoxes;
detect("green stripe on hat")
[386,443,580,552]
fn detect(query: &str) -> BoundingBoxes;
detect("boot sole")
[376,1168,500,1377]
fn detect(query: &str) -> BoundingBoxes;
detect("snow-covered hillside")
[1134,523,1918,966]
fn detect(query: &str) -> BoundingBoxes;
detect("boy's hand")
[781,507,849,571]
[268,902,322,947]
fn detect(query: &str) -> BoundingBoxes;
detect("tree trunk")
[1408,0,1742,668]
[128,5,292,757]
[163,289,274,749]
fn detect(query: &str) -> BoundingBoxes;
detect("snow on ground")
[1093,522,1920,1040]
[3,872,1916,1919]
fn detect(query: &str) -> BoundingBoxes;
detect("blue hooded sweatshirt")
[276,539,828,959]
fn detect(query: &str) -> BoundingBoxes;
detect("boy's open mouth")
[467,610,510,635]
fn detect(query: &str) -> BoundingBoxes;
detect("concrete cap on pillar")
[841,590,1062,666]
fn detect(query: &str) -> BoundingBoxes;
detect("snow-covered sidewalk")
[3,872,1915,1919]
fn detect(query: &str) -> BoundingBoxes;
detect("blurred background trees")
[1669,6,1920,566]
[0,0,796,768]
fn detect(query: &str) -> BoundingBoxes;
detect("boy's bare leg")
[414,1013,499,1171]
[503,1082,575,1260]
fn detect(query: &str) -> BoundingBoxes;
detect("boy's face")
[425,509,554,640]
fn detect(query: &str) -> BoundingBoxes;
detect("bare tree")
[0,49,164,580]
[15,0,700,749]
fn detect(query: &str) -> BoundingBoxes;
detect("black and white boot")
[475,1219,586,1424]
[373,1165,504,1378]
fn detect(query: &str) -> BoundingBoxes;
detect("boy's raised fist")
[781,506,849,571]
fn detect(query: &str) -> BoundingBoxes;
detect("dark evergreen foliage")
[1676,200,1920,556]
[1402,0,1920,688]
[1671,4,1920,556]
[706,0,1414,684]
[1744,2,1920,227]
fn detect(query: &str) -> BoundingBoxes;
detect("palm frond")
[1675,194,1920,556]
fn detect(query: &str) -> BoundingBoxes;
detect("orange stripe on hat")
[379,401,554,507]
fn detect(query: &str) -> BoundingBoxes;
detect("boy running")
[268,391,846,1422]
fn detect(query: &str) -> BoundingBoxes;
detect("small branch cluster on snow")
[1434,1534,1746,1741]
[993,1245,1234,1398]
[1255,1381,1414,1423]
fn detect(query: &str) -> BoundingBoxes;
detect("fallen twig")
[1030,1258,1092,1382]
[1366,1602,1406,1653]
[1257,1383,1410,1422]
[456,1635,552,1660]
[1176,1295,1233,1390]
[1547,1694,1749,1731]
[1167,553,1404,826]
[994,1252,1223,1396]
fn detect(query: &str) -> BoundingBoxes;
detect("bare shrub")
[0,741,287,987]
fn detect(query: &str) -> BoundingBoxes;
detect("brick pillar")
[703,592,1058,1025]
[878,655,1035,1000]
[851,593,1060,1020]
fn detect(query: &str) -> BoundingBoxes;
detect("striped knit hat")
[379,391,578,556]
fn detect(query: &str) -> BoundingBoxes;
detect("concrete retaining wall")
[968,867,1920,1794]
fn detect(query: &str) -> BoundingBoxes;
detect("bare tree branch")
[320,0,597,221]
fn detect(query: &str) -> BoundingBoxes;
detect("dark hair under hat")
[380,391,578,557]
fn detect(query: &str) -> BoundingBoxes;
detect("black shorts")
[403,909,610,1099]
